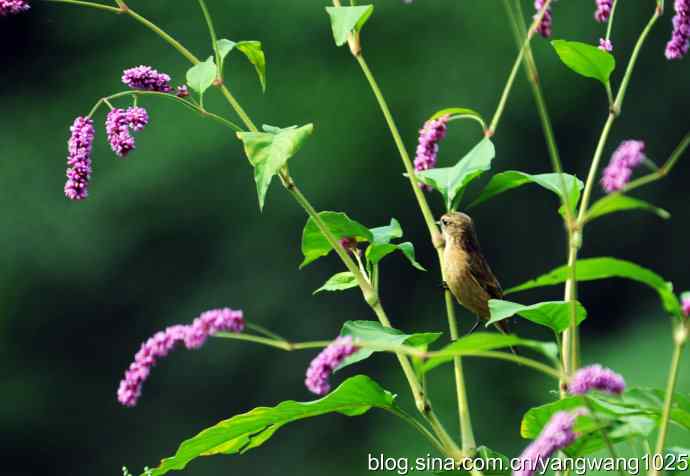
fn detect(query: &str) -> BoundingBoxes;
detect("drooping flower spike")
[305,336,358,395]
[534,0,554,38]
[0,0,30,16]
[117,307,244,407]
[122,65,173,93]
[513,409,587,476]
[666,0,690,60]
[568,364,626,395]
[106,106,150,157]
[594,0,613,23]
[64,117,95,201]
[600,140,646,193]
[414,115,449,191]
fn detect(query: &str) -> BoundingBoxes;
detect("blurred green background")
[2,0,690,474]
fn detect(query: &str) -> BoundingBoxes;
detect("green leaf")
[421,332,558,374]
[551,39,615,85]
[147,375,396,476]
[487,299,587,333]
[325,5,374,46]
[586,194,670,223]
[506,257,682,317]
[470,171,583,210]
[186,57,217,98]
[300,212,373,268]
[416,137,495,210]
[236,124,313,210]
[370,218,403,244]
[217,39,267,92]
[313,271,358,294]
[365,242,426,271]
[338,320,441,372]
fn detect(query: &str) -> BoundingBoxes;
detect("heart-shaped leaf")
[313,271,358,294]
[217,39,267,92]
[506,257,681,318]
[186,57,217,101]
[300,212,373,268]
[365,242,426,271]
[551,40,615,85]
[338,320,441,371]
[487,299,587,333]
[237,124,314,210]
[370,218,403,244]
[416,137,495,210]
[146,376,396,476]
[470,171,583,211]
[325,5,374,46]
[585,194,670,223]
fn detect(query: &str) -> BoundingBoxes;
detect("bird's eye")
[440,218,448,226]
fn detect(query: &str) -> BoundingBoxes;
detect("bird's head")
[439,211,474,243]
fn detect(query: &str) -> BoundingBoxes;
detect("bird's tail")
[492,320,520,356]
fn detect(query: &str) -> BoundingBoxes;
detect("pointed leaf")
[325,5,374,46]
[338,320,442,371]
[186,57,217,97]
[506,257,681,317]
[470,171,583,210]
[365,241,426,271]
[218,39,267,92]
[421,333,558,374]
[147,376,396,476]
[237,124,313,210]
[586,194,670,223]
[551,40,615,85]
[370,218,403,244]
[488,299,587,333]
[416,137,495,210]
[300,212,373,268]
[313,271,358,294]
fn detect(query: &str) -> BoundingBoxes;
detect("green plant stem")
[461,351,564,381]
[354,51,475,453]
[606,0,620,41]
[197,0,222,79]
[388,408,447,457]
[505,0,578,389]
[651,327,687,476]
[621,132,690,194]
[44,0,120,13]
[489,0,553,135]
[86,90,242,131]
[245,322,286,341]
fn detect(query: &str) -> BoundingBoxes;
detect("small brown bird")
[439,211,512,338]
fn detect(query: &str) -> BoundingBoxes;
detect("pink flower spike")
[599,38,613,52]
[305,336,358,395]
[568,364,626,395]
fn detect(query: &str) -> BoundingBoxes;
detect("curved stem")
[44,0,120,13]
[386,408,447,457]
[197,0,222,78]
[651,330,686,476]
[621,132,690,194]
[86,90,243,132]
[489,0,553,135]
[445,351,564,381]
[605,0,620,41]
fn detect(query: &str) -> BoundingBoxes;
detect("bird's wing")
[463,226,503,300]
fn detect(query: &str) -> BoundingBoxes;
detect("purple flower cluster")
[594,0,613,23]
[514,409,586,476]
[599,38,613,52]
[176,85,190,98]
[0,0,30,16]
[666,0,690,60]
[64,117,95,201]
[117,307,245,407]
[682,295,690,317]
[568,364,626,395]
[414,115,449,190]
[122,65,173,93]
[305,336,358,395]
[106,107,149,157]
[600,140,645,193]
[534,0,554,38]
